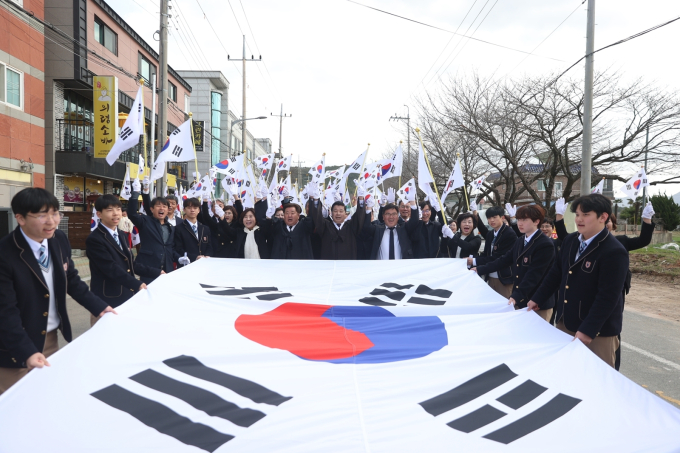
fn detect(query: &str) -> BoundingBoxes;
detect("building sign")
[193,120,204,152]
[93,76,119,158]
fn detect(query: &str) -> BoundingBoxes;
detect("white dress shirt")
[575,229,602,261]
[20,228,59,332]
[377,226,402,260]
[187,219,199,239]
[101,224,122,248]
[524,229,539,244]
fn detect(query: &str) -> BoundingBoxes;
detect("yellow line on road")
[656,391,680,406]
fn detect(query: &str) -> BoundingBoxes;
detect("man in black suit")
[309,192,366,260]
[529,194,628,368]
[174,196,212,265]
[470,204,517,297]
[362,187,419,260]
[258,194,315,260]
[87,195,161,321]
[0,188,115,393]
[128,179,177,284]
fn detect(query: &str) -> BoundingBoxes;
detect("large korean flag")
[0,260,679,452]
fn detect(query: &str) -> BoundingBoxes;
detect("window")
[94,17,117,55]
[138,53,156,85]
[210,92,222,164]
[554,182,563,191]
[0,62,22,109]
[168,81,177,102]
[537,180,546,191]
[184,94,190,113]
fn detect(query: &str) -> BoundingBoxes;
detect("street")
[62,295,680,410]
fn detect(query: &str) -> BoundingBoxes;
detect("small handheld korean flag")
[592,177,605,194]
[90,205,98,231]
[121,166,131,200]
[620,167,649,199]
[130,226,140,246]
[309,156,325,183]
[150,119,196,181]
[343,149,368,178]
[214,155,245,178]
[441,158,464,200]
[255,153,274,170]
[106,86,143,165]
[469,174,486,194]
[138,154,144,177]
[383,143,403,181]
[277,154,292,172]
[397,178,416,204]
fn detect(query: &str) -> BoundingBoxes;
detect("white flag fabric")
[325,165,345,181]
[357,162,381,190]
[151,120,196,181]
[130,225,140,246]
[90,206,98,231]
[120,167,132,200]
[417,141,434,186]
[470,175,486,194]
[397,178,416,204]
[106,86,143,166]
[1,259,679,453]
[442,158,464,200]
[214,155,245,178]
[343,149,368,177]
[591,178,605,194]
[380,144,403,181]
[254,153,274,170]
[138,154,145,176]
[619,168,649,199]
[276,154,292,172]
[309,156,326,183]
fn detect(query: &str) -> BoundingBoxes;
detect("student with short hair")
[87,195,160,322]
[529,194,629,368]
[174,197,212,265]
[475,204,555,320]
[0,188,114,393]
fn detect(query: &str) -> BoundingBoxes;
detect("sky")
[115,0,680,197]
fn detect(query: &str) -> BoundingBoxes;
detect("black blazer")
[475,222,517,284]
[363,206,419,260]
[258,201,315,260]
[128,192,177,278]
[174,219,213,264]
[0,228,108,368]
[532,228,629,338]
[442,232,482,258]
[413,211,446,259]
[477,231,555,308]
[310,199,366,260]
[200,200,243,258]
[86,223,160,308]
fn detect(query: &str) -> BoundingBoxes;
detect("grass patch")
[630,241,680,278]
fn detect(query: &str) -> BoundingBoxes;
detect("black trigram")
[91,355,292,452]
[171,145,183,157]
[201,283,292,301]
[120,126,133,140]
[419,364,581,444]
[359,283,452,306]
[352,162,361,170]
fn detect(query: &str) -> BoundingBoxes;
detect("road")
[63,297,680,409]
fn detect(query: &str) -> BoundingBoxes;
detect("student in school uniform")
[86,195,161,323]
[471,203,517,297]
[529,194,629,368]
[473,204,555,321]
[174,197,212,266]
[0,188,115,394]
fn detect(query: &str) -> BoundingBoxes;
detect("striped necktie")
[38,244,49,272]
[192,224,198,239]
[576,240,587,261]
[113,232,122,249]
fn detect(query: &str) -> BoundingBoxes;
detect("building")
[0,0,45,237]
[44,0,192,212]
[175,70,229,178]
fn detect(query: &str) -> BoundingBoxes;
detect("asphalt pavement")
[63,295,680,409]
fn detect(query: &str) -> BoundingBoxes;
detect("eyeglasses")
[26,212,64,223]
[384,212,399,217]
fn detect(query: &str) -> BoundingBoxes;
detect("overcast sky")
[117,0,680,196]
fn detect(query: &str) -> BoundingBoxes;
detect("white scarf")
[244,226,260,259]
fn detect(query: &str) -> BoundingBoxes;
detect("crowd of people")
[0,179,656,394]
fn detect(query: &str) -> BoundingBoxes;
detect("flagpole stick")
[457,152,470,212]
[416,128,447,224]
[354,143,370,197]
[321,153,327,201]
[188,112,198,186]
[398,140,403,189]
[139,78,149,177]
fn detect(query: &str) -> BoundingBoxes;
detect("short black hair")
[570,193,611,221]
[456,212,477,230]
[331,201,346,212]
[419,200,433,211]
[283,203,302,214]
[95,194,122,212]
[183,197,201,208]
[486,206,505,219]
[149,197,169,208]
[398,199,407,207]
[11,188,60,217]
[166,195,178,203]
[541,217,555,227]
[383,203,398,214]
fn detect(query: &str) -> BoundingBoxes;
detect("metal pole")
[642,125,649,204]
[580,0,595,195]
[278,104,283,156]
[405,105,410,164]
[242,35,247,159]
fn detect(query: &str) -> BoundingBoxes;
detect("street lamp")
[228,116,267,159]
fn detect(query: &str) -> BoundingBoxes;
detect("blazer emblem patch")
[585,261,592,268]
[523,257,528,263]
[493,246,497,250]
[63,262,69,272]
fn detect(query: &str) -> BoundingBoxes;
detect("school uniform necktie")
[388,227,395,260]
[192,224,198,239]
[113,232,122,249]
[576,240,587,261]
[524,237,529,248]
[38,245,49,272]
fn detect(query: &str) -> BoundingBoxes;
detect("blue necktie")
[38,245,49,272]
[113,232,121,248]
[576,240,587,261]
[192,224,198,239]
[524,237,529,248]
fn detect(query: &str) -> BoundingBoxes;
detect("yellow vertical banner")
[93,76,119,158]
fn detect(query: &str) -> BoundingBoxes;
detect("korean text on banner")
[93,76,118,159]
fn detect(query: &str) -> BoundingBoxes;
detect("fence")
[62,212,92,250]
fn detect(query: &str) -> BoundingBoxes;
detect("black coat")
[220,220,270,259]
[475,222,517,284]
[200,200,243,258]
[532,228,629,338]
[412,211,445,259]
[477,231,555,308]
[310,199,366,260]
[128,192,177,281]
[86,223,160,308]
[258,201,315,260]
[0,228,108,368]
[442,232,482,258]
[363,206,420,260]
[174,219,213,264]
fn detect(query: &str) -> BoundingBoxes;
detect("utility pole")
[157,0,170,184]
[271,104,292,159]
[297,155,305,187]
[580,0,595,196]
[389,105,410,162]
[642,124,649,204]
[228,36,261,161]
